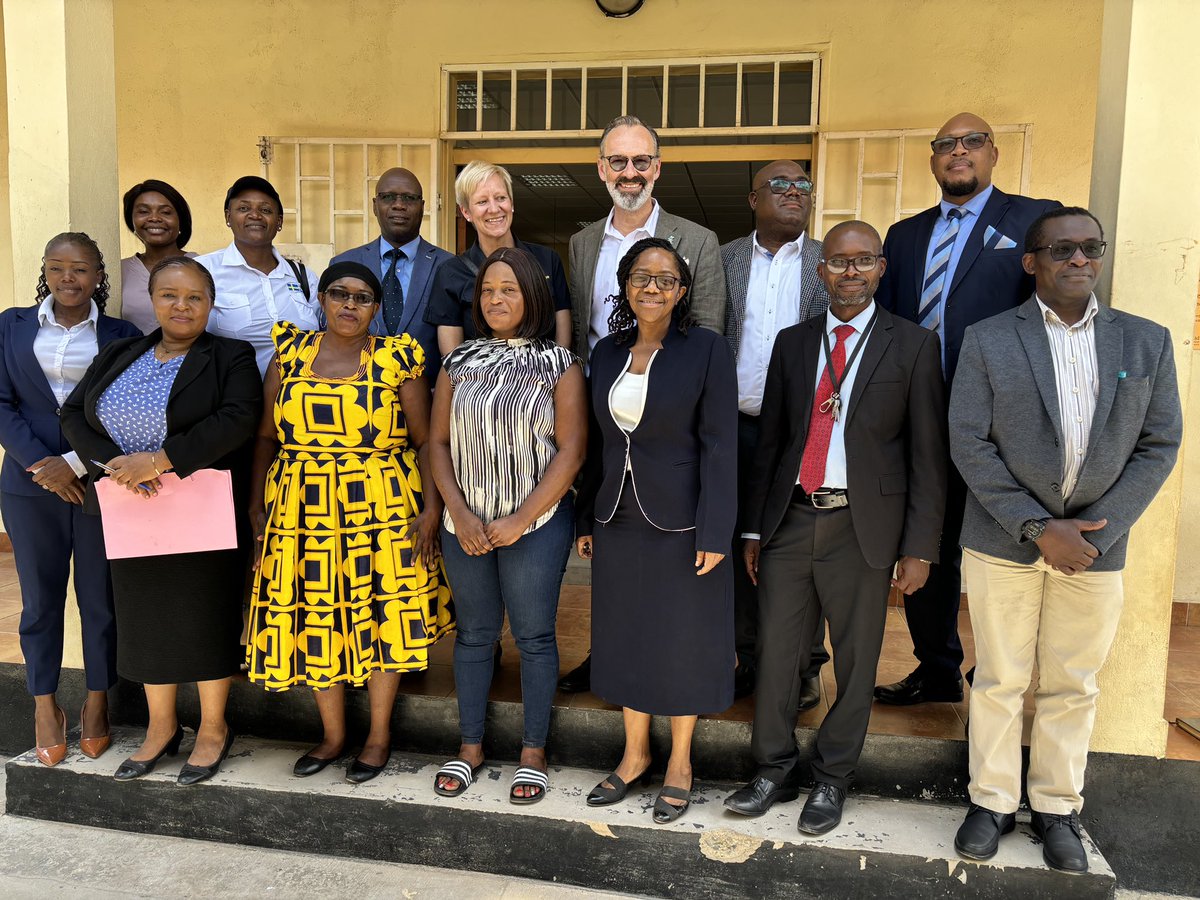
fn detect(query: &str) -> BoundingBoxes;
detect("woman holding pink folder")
[62,256,262,785]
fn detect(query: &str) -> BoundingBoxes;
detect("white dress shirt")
[1036,293,1100,499]
[33,295,98,476]
[196,242,321,375]
[589,200,662,354]
[736,231,807,415]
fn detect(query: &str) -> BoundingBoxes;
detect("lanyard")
[818,311,877,422]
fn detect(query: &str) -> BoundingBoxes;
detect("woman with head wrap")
[245,260,454,784]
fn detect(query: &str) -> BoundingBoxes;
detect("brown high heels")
[35,705,68,767]
[79,699,112,759]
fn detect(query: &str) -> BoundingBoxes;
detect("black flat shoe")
[733,665,757,699]
[874,669,963,706]
[114,726,184,781]
[1031,811,1089,873]
[293,750,341,778]
[797,675,822,712]
[177,729,235,786]
[557,654,591,693]
[724,775,801,817]
[587,767,650,807]
[798,782,846,835]
[954,804,1016,860]
[652,784,692,824]
[346,753,389,784]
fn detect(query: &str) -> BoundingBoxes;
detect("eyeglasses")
[323,287,377,307]
[601,154,658,173]
[375,192,422,205]
[1030,240,1108,261]
[930,132,992,155]
[821,255,881,274]
[760,177,813,195]
[628,272,679,290]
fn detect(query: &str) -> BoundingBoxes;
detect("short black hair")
[471,247,556,341]
[122,179,193,250]
[1024,206,1105,253]
[607,236,695,344]
[148,256,216,302]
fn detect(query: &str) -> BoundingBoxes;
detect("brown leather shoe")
[36,705,68,767]
[79,700,112,760]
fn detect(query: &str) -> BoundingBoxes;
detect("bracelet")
[151,453,162,477]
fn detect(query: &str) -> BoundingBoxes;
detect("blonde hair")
[455,161,514,210]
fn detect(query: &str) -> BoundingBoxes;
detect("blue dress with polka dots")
[95,349,184,454]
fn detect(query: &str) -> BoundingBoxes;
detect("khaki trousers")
[963,547,1123,815]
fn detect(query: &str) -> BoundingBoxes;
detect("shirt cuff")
[62,451,87,478]
[740,533,761,541]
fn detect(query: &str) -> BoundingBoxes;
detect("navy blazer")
[577,325,737,554]
[876,187,1061,382]
[330,236,452,374]
[0,304,140,497]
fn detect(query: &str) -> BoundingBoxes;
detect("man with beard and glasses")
[873,112,1061,709]
[558,114,727,694]
[723,221,946,833]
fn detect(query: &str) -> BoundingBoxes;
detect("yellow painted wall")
[0,6,14,308]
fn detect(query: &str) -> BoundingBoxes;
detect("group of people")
[0,110,1181,874]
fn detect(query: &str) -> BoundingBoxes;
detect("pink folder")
[95,469,238,560]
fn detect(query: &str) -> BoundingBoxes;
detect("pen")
[91,460,153,492]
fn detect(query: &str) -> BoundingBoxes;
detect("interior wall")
[0,6,15,310]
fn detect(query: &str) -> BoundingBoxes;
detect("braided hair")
[35,232,111,315]
[606,236,695,345]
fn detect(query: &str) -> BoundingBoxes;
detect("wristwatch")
[1021,518,1048,542]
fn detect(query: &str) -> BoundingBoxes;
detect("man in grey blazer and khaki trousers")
[949,208,1182,873]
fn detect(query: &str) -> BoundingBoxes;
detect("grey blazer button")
[1051,482,1061,493]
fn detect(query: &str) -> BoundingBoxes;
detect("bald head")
[750,159,813,245]
[373,168,425,245]
[824,221,882,256]
[819,221,886,313]
[930,111,998,203]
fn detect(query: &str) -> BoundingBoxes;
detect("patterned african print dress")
[246,323,454,690]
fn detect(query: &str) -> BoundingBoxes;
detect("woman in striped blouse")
[429,247,587,805]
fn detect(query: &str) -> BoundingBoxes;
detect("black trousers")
[751,498,890,790]
[735,413,828,676]
[897,465,966,680]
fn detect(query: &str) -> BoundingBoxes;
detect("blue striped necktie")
[918,207,965,332]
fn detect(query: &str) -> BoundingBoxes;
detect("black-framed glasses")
[930,132,992,155]
[628,272,679,290]
[1030,240,1108,261]
[761,177,813,195]
[601,154,658,173]
[376,192,422,205]
[323,287,377,307]
[821,255,881,274]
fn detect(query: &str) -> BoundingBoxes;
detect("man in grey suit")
[722,159,830,702]
[949,208,1182,873]
[331,167,452,373]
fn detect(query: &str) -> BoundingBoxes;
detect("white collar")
[824,299,876,335]
[219,241,286,275]
[751,230,806,259]
[1035,293,1100,328]
[38,295,99,328]
[604,199,661,241]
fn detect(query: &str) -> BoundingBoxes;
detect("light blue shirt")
[377,234,422,298]
[922,184,993,360]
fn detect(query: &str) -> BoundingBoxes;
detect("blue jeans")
[440,497,573,747]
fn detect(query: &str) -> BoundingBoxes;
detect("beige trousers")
[963,547,1124,815]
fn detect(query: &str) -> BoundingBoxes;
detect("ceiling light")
[519,174,577,188]
[596,0,645,16]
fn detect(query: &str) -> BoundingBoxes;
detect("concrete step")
[5,732,1116,899]
[564,552,592,585]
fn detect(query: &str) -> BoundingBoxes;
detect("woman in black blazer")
[61,257,262,785]
[576,237,738,823]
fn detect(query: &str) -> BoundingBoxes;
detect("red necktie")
[798,324,856,494]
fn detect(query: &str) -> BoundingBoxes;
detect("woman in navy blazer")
[576,237,737,823]
[0,232,140,766]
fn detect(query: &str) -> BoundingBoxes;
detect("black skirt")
[590,475,734,716]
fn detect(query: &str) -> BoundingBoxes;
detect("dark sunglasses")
[324,287,378,307]
[930,132,991,155]
[601,154,658,173]
[761,177,813,195]
[1030,240,1107,261]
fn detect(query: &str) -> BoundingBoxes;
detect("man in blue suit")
[874,112,1061,706]
[331,167,452,373]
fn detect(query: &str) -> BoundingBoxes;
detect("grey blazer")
[720,233,830,361]
[949,297,1182,570]
[568,208,727,360]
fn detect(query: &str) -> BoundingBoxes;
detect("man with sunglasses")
[874,112,1062,709]
[949,208,1181,872]
[721,159,831,703]
[331,167,452,374]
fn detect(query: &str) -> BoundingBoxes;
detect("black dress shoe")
[798,782,845,835]
[557,654,591,693]
[177,729,235,786]
[733,665,757,699]
[346,754,389,784]
[954,804,1016,860]
[1031,811,1088,873]
[874,668,963,705]
[293,750,341,778]
[797,675,821,712]
[114,726,185,781]
[724,775,800,817]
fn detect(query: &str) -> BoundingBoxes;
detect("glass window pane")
[586,68,622,130]
[627,66,664,129]
[514,70,547,131]
[666,65,699,129]
[551,70,583,131]
[481,72,512,132]
[451,72,477,132]
[703,65,736,128]
[778,61,814,127]
[740,63,774,127]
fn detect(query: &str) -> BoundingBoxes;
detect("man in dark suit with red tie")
[874,112,1061,706]
[723,221,947,833]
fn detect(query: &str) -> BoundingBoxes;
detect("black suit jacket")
[61,330,263,516]
[576,325,737,554]
[876,187,1061,382]
[747,306,947,569]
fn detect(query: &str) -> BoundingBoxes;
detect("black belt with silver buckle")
[792,486,849,509]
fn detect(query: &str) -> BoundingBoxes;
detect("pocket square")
[984,225,1018,250]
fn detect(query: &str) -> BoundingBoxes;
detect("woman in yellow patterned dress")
[246,260,453,784]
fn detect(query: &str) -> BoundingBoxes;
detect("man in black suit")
[724,222,947,834]
[874,112,1061,706]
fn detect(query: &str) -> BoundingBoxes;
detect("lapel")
[1014,298,1064,445]
[168,330,214,401]
[655,211,682,257]
[399,238,436,333]
[728,237,753,325]
[798,236,822,319]
[97,315,128,347]
[1085,304,1122,450]
[12,306,59,407]
[845,305,894,428]
[910,206,940,302]
[88,332,158,406]
[787,318,823,454]
[579,221,604,314]
[947,188,1010,299]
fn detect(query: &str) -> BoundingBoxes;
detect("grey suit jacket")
[568,207,727,360]
[949,297,1182,570]
[720,232,830,361]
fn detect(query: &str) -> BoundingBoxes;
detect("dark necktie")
[798,324,855,494]
[383,248,405,334]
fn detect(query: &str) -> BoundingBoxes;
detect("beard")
[607,177,653,213]
[831,293,871,308]
[941,175,979,197]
